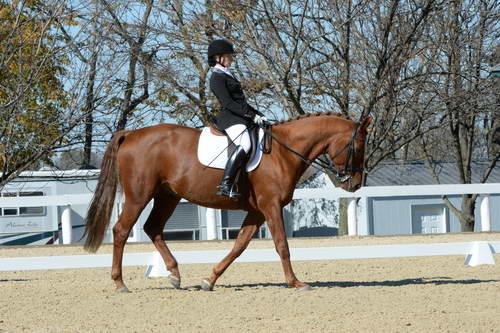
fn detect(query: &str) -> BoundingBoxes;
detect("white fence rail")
[293,183,500,199]
[1,183,497,205]
[0,241,498,277]
[0,183,499,241]
[1,182,498,276]
[294,183,499,236]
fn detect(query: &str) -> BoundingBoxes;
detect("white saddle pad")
[197,127,264,172]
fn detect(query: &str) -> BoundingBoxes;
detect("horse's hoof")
[297,284,312,291]
[200,279,214,291]
[115,286,131,293]
[169,276,181,289]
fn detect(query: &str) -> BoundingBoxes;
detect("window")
[20,207,45,215]
[20,191,43,197]
[1,193,18,216]
[3,208,18,215]
[0,191,46,217]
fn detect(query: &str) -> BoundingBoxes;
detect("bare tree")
[98,0,155,132]
[149,0,216,126]
[55,1,103,168]
[418,0,500,231]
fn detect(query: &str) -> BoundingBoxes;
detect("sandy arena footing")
[1,233,499,333]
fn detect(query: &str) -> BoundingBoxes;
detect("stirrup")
[216,183,241,200]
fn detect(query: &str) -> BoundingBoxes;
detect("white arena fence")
[0,241,498,277]
[0,183,498,243]
[294,183,499,236]
[0,183,499,276]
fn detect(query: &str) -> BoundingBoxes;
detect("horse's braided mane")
[274,112,350,126]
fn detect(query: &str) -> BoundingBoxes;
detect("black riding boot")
[216,145,248,199]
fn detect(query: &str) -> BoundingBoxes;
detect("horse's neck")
[271,117,349,187]
[275,120,331,161]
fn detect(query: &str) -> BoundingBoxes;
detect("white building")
[0,170,266,246]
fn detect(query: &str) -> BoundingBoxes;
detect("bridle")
[261,123,365,184]
[325,124,366,183]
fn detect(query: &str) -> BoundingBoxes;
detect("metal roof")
[3,169,100,178]
[5,161,500,186]
[366,160,500,186]
[3,169,100,182]
[489,64,500,77]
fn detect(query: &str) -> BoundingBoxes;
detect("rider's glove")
[253,114,268,126]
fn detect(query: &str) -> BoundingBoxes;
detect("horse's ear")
[359,115,372,133]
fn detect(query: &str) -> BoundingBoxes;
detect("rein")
[261,123,365,183]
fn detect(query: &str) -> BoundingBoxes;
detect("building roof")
[366,160,500,186]
[489,64,500,77]
[3,170,100,183]
[6,161,500,187]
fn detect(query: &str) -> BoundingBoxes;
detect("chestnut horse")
[83,112,371,292]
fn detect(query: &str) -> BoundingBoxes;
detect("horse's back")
[116,124,201,177]
[119,124,199,149]
[129,123,200,138]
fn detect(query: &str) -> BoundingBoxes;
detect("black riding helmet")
[207,39,234,67]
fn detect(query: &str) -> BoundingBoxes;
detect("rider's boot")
[216,145,248,199]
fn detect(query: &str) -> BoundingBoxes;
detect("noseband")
[260,123,365,184]
[324,125,365,183]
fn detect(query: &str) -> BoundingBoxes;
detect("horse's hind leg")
[143,188,181,289]
[112,200,147,292]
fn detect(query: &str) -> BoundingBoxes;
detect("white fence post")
[480,195,491,232]
[357,196,370,236]
[347,198,358,236]
[61,205,72,244]
[206,208,218,240]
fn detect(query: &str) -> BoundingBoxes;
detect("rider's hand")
[253,114,268,126]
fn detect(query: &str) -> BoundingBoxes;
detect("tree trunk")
[459,194,476,232]
[338,197,348,236]
[323,166,348,236]
[82,48,98,169]
[491,111,500,157]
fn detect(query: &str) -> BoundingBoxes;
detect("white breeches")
[225,124,251,154]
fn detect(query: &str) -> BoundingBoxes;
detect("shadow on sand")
[0,278,31,283]
[184,277,500,290]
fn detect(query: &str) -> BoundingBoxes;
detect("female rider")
[207,39,267,199]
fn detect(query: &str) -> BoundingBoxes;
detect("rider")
[207,39,268,199]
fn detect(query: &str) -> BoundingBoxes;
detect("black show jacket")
[210,70,263,130]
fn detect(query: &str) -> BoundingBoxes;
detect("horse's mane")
[274,112,351,126]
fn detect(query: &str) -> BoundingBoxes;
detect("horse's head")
[326,116,371,192]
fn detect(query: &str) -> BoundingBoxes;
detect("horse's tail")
[83,130,130,252]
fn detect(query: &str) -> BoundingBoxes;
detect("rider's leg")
[216,124,251,199]
[225,124,251,154]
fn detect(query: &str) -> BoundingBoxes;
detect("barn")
[362,160,500,234]
[0,170,266,245]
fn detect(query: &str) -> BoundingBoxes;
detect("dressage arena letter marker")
[464,241,496,267]
[144,252,171,278]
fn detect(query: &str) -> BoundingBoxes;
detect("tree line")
[0,0,499,230]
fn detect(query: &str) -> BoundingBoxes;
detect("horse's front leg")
[263,203,311,291]
[201,211,264,291]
